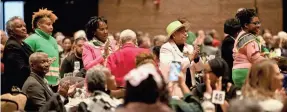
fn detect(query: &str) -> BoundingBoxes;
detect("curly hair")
[235,8,257,28]
[32,8,58,29]
[85,16,107,41]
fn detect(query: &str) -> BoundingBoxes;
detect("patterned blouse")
[65,89,122,112]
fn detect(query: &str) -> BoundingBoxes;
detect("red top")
[212,39,221,47]
[106,43,150,86]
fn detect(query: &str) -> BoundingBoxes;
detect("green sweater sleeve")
[24,36,36,52]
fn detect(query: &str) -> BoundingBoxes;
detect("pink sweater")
[233,31,265,69]
[82,40,116,70]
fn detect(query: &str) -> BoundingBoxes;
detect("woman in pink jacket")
[82,16,115,70]
[232,9,265,88]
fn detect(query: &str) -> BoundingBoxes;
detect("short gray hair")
[120,29,137,45]
[6,16,22,35]
[85,65,107,92]
[29,52,48,65]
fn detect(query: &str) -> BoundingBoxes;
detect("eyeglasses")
[250,21,261,26]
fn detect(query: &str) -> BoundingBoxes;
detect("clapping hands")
[205,74,223,94]
[103,38,110,58]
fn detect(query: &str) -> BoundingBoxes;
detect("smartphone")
[169,61,181,81]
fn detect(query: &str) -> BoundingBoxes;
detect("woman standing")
[232,9,265,88]
[2,16,33,94]
[160,20,201,98]
[82,16,115,70]
[24,8,59,85]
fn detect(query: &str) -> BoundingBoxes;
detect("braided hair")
[85,16,107,41]
[235,8,257,28]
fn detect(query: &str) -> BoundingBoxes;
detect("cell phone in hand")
[169,61,181,81]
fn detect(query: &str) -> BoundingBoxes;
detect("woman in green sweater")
[25,8,60,86]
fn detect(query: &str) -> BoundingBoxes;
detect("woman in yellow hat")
[159,20,202,98]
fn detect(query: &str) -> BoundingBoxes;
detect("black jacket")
[221,35,235,83]
[22,72,54,111]
[60,53,85,78]
[2,37,33,94]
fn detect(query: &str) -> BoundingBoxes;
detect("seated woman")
[116,63,172,112]
[189,58,238,112]
[130,53,203,112]
[76,65,121,112]
[242,59,284,111]
[59,37,73,64]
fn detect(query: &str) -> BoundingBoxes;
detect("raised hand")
[67,83,77,97]
[178,72,185,85]
[103,38,110,58]
[58,80,71,97]
[188,46,200,61]
[205,74,212,94]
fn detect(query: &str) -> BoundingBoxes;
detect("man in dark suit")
[2,17,33,94]
[22,52,54,111]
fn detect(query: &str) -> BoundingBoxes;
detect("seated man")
[22,52,54,111]
[60,37,86,77]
